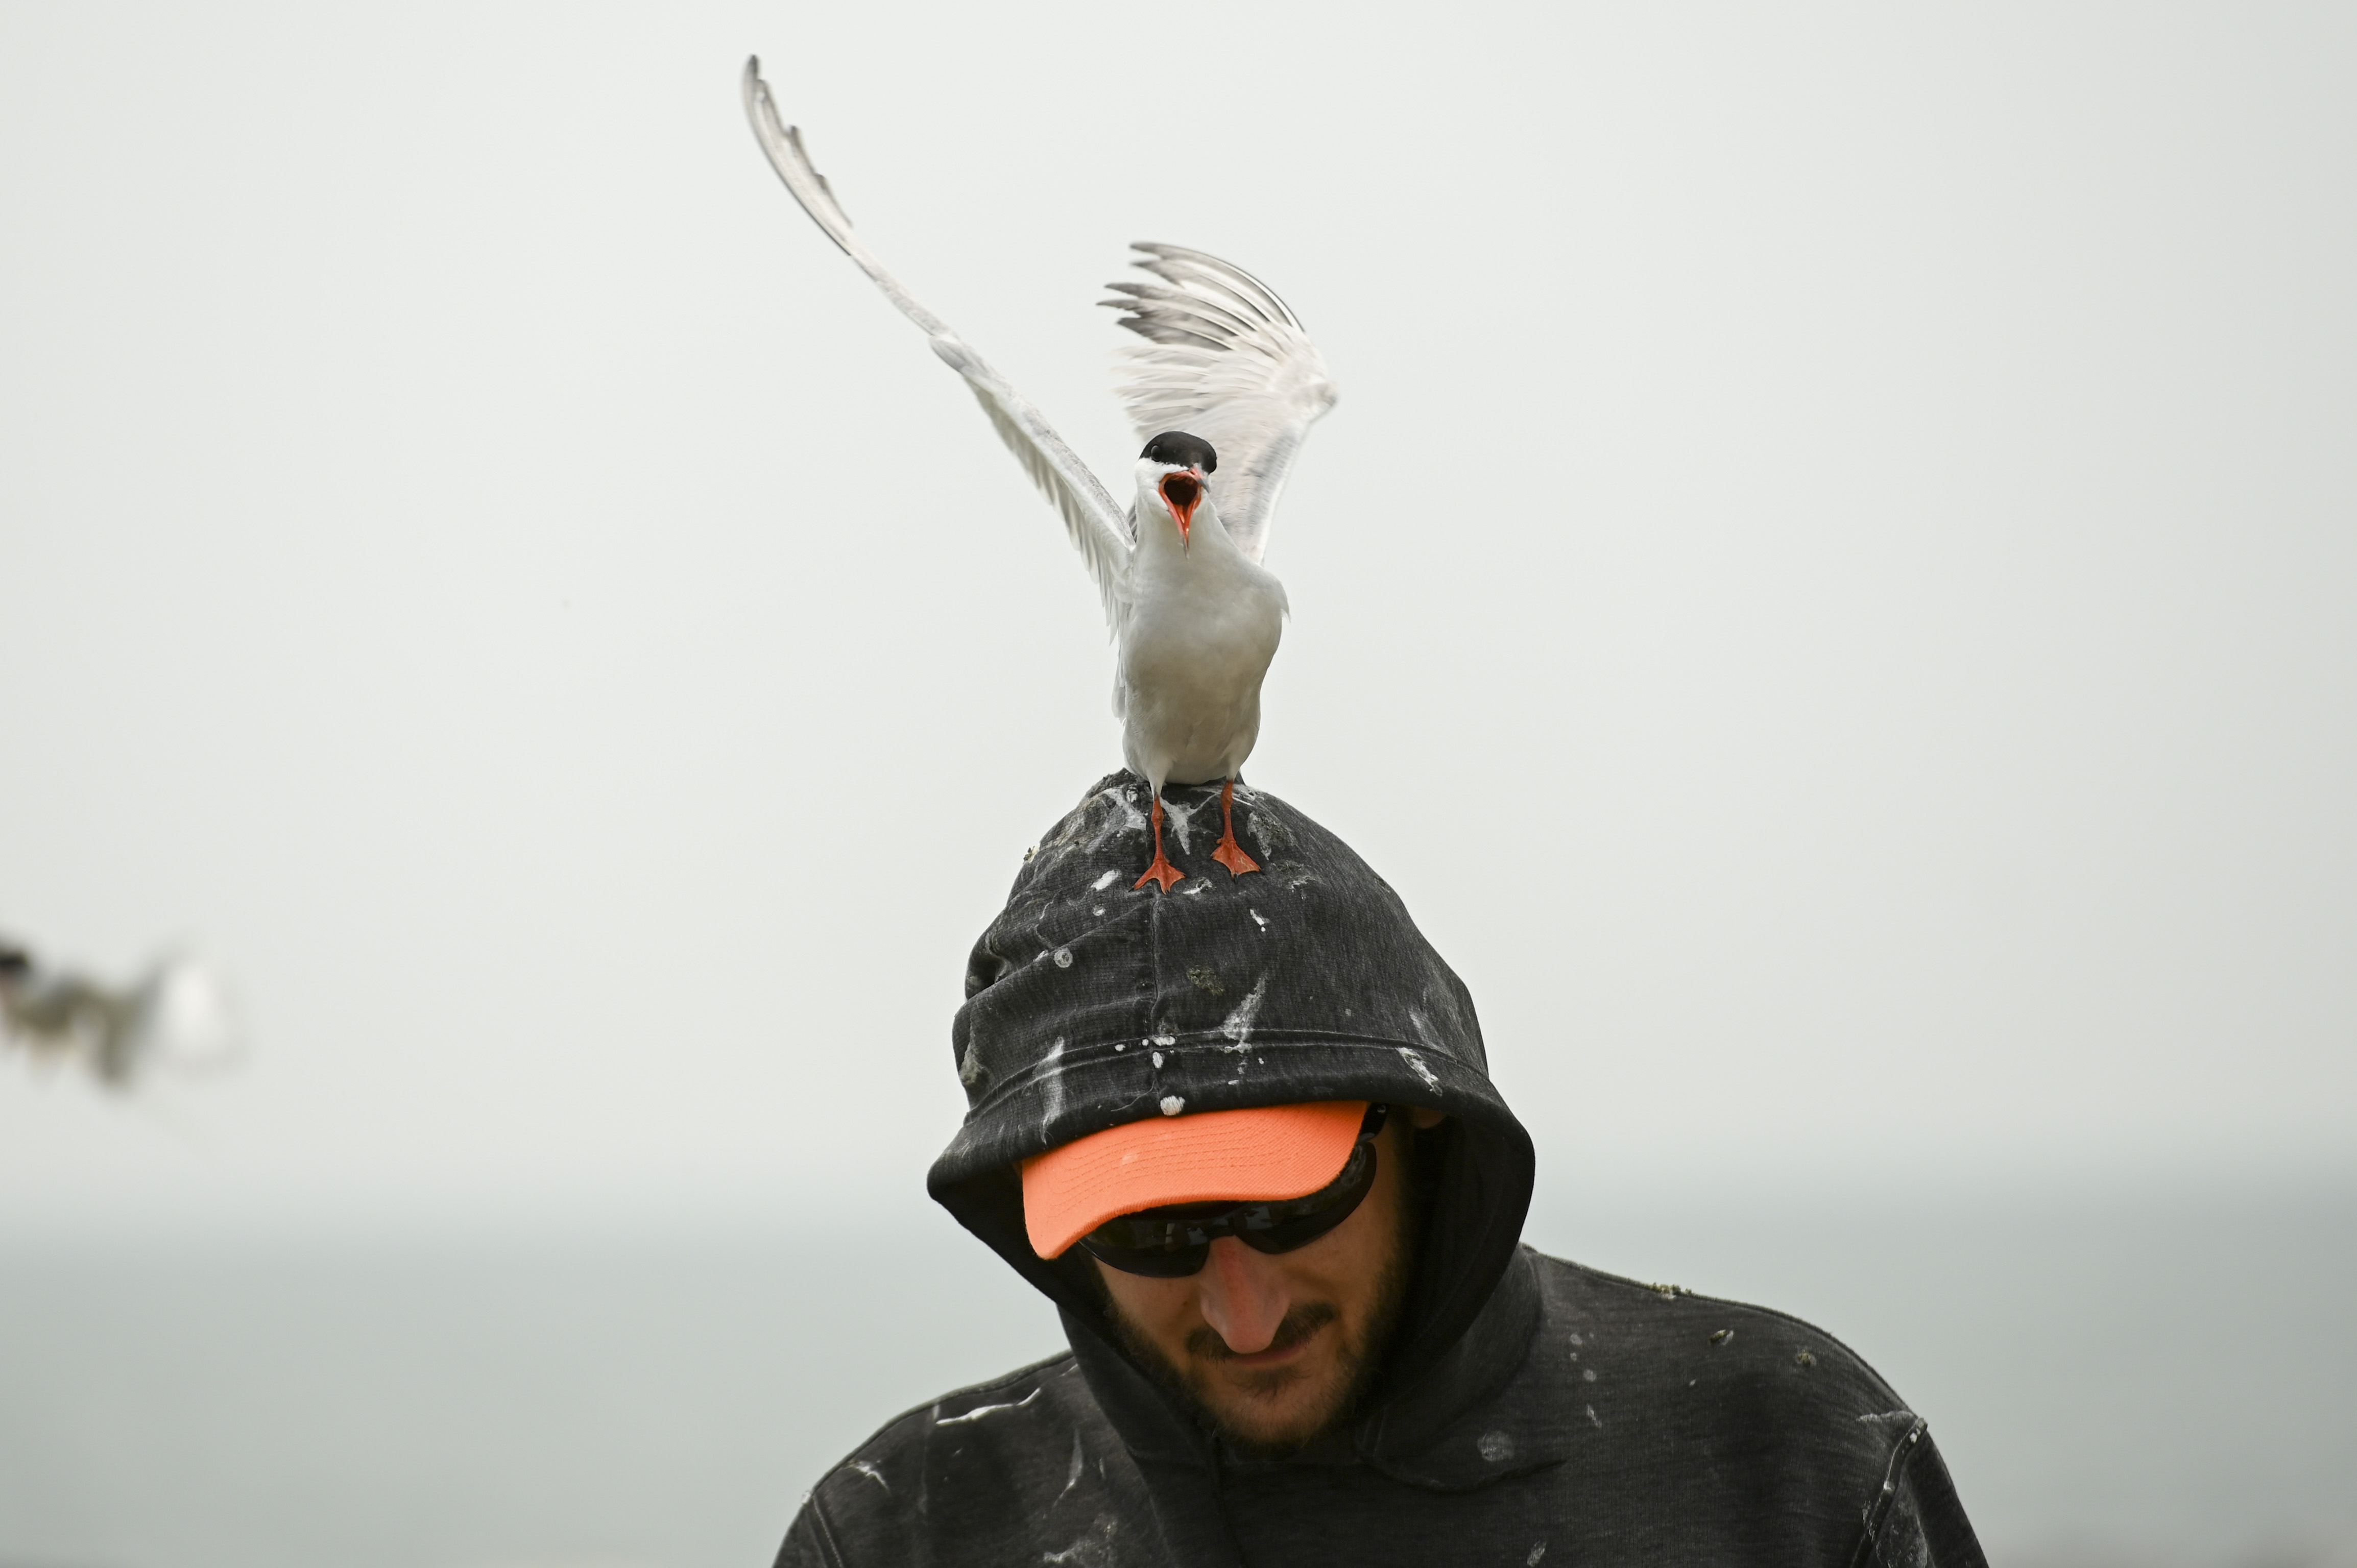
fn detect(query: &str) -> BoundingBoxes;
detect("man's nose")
[1194,1237,1290,1354]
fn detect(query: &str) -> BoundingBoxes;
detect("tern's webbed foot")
[1133,792,1186,893]
[1134,850,1186,894]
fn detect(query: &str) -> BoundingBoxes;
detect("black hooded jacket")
[776,777,1985,1567]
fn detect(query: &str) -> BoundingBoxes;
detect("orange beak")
[1160,469,1203,546]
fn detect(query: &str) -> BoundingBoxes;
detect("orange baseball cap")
[1021,1100,1370,1260]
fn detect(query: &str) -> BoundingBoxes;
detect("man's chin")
[1193,1365,1354,1454]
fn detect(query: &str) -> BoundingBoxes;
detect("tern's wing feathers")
[1101,244,1338,566]
[741,58,1133,630]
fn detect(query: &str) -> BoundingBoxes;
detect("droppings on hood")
[1248,908,1268,930]
[1585,1405,1602,1429]
[1477,1430,1516,1463]
[957,1039,989,1089]
[1245,796,1296,851]
[1710,1328,1734,1346]
[1397,1046,1442,1094]
[1160,794,1199,852]
[1218,977,1268,1051]
[1053,948,1073,969]
[1180,881,1206,897]
[1080,785,1148,854]
[1159,1095,1185,1116]
[1090,870,1119,892]
[1053,1430,1085,1507]
[1151,1027,1176,1048]
[848,1458,889,1492]
[1528,1543,1550,1566]
[1040,1039,1066,1132]
[1150,1051,1164,1069]
[1186,964,1225,996]
[1092,906,1105,916]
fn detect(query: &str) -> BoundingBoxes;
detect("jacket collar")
[1352,1248,1577,1488]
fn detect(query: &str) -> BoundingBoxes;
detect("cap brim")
[1021,1100,1369,1260]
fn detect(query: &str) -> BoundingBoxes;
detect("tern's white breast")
[1116,509,1286,789]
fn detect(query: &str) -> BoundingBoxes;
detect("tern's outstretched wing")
[1101,244,1338,566]
[740,58,1133,631]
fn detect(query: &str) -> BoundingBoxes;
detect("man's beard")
[1102,1208,1419,1460]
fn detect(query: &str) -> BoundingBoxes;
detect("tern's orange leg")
[1134,794,1186,892]
[1212,779,1261,877]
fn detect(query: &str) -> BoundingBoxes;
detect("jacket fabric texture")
[776,774,1986,1567]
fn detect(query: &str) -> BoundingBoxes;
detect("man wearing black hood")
[775,776,1986,1567]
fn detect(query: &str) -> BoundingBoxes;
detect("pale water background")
[4,1186,2351,1568]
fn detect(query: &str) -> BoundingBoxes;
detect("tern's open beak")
[1161,469,1204,547]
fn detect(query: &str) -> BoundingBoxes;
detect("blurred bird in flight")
[0,938,241,1090]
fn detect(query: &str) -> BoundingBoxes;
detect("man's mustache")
[1187,1302,1339,1363]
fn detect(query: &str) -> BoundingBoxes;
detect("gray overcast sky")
[2,3,2350,1231]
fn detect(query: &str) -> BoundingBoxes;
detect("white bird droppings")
[1053,948,1073,969]
[1478,1431,1516,1463]
[1040,1039,1065,1130]
[1397,1047,1443,1093]
[1091,870,1120,891]
[934,1388,1041,1426]
[1150,1051,1164,1068]
[1159,1096,1185,1117]
[1217,976,1268,1050]
[1249,908,1268,929]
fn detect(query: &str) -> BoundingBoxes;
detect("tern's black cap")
[927,771,1536,1398]
[1140,430,1217,472]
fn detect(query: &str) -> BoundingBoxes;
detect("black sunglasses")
[1077,1104,1391,1278]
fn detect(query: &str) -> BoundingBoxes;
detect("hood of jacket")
[927,773,1537,1470]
